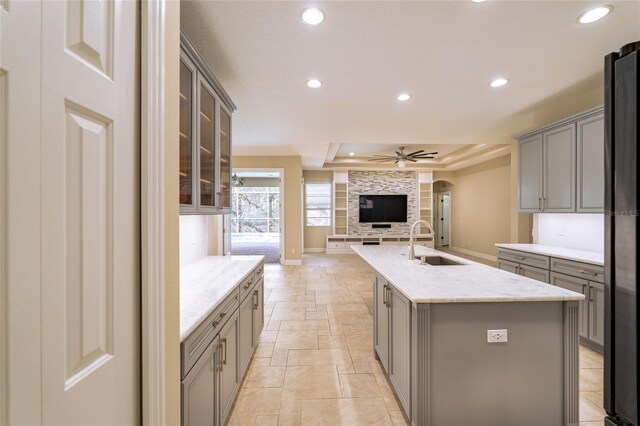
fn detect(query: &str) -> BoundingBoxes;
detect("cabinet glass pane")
[199,84,216,207]
[179,60,193,205]
[220,108,231,208]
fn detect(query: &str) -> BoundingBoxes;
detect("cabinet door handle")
[539,197,542,210]
[578,269,598,276]
[253,290,259,309]
[219,341,224,371]
[581,284,586,295]
[386,286,392,308]
[514,256,525,260]
[222,338,227,365]
[382,284,388,306]
[589,287,594,302]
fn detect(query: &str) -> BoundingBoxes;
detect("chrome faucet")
[408,220,434,260]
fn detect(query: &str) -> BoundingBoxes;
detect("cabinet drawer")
[519,263,550,283]
[328,241,346,249]
[181,289,239,378]
[240,272,257,301]
[255,262,265,280]
[497,248,549,270]
[550,257,604,283]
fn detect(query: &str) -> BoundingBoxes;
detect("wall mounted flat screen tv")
[359,195,408,223]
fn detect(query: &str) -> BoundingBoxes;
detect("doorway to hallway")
[230,171,283,263]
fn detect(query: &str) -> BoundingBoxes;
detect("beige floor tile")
[319,334,348,349]
[278,400,301,426]
[227,388,282,425]
[346,333,374,358]
[260,330,279,343]
[252,357,272,367]
[389,410,410,426]
[287,349,352,366]
[255,415,279,426]
[275,331,319,350]
[337,364,356,374]
[271,308,307,321]
[580,396,606,421]
[326,303,370,314]
[580,368,604,392]
[305,310,328,320]
[276,301,316,309]
[282,366,342,400]
[580,422,604,426]
[351,355,373,374]
[580,391,604,407]
[266,319,281,331]
[270,349,289,367]
[368,356,384,374]
[374,374,401,411]
[255,343,275,358]
[315,293,364,305]
[245,366,286,388]
[343,323,372,335]
[279,320,330,331]
[300,398,393,425]
[339,374,382,398]
[317,329,331,336]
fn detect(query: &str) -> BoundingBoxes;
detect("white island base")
[354,245,582,426]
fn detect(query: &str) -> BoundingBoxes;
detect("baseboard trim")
[303,248,325,253]
[447,246,497,262]
[281,259,303,266]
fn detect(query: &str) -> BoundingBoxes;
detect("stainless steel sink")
[421,256,464,266]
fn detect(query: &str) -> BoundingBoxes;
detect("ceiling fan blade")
[395,151,403,157]
[371,155,397,158]
[407,150,424,156]
[412,155,435,159]
[407,158,418,162]
[368,158,393,162]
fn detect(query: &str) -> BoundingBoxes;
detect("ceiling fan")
[232,173,245,186]
[367,146,438,168]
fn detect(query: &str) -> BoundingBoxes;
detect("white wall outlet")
[291,248,295,254]
[487,329,508,343]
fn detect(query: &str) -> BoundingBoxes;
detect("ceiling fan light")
[398,159,406,168]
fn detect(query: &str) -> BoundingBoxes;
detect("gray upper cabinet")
[577,113,605,212]
[543,123,576,212]
[518,134,543,212]
[516,106,603,213]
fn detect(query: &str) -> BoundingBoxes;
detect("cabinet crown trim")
[513,106,603,141]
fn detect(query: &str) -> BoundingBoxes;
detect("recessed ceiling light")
[306,79,322,88]
[471,0,487,3]
[578,5,612,24]
[348,152,355,156]
[301,7,325,25]
[490,78,509,88]
[396,93,412,101]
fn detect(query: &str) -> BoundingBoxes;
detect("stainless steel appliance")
[604,40,640,426]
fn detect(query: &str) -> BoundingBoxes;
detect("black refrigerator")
[605,40,640,426]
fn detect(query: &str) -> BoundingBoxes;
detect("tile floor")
[228,253,605,426]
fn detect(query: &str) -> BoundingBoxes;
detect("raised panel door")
[253,278,264,346]
[551,273,589,339]
[588,282,605,346]
[389,287,411,415]
[238,292,254,378]
[217,311,239,426]
[497,259,519,275]
[543,123,576,212]
[577,113,605,212]
[374,274,390,371]
[518,134,543,212]
[181,339,217,426]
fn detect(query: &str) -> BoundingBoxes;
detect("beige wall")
[434,156,516,257]
[164,1,181,424]
[303,171,334,250]
[233,156,303,262]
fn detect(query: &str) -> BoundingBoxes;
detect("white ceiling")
[181,1,640,168]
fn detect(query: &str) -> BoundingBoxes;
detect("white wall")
[533,213,604,253]
[179,215,209,266]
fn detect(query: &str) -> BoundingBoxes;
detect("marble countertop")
[180,255,264,342]
[495,243,604,266]
[352,245,585,304]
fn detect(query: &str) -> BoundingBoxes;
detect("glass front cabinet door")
[179,34,236,215]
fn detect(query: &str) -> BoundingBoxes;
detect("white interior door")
[2,1,140,424]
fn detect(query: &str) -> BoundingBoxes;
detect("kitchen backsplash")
[533,213,604,253]
[348,170,418,235]
[180,215,209,267]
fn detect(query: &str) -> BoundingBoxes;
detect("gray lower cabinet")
[374,274,411,415]
[588,282,605,346]
[551,271,604,350]
[374,274,390,369]
[253,278,264,345]
[497,258,550,284]
[389,286,411,415]
[238,292,255,377]
[218,309,239,426]
[181,337,218,426]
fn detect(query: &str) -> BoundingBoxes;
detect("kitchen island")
[352,244,584,426]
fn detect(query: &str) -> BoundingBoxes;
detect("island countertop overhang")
[352,245,585,304]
